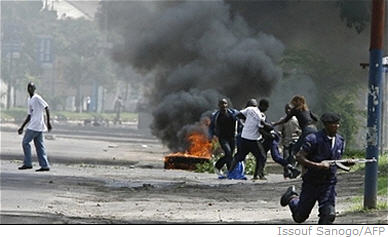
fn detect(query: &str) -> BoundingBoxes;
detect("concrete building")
[46,0,99,20]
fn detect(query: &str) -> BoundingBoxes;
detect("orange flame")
[166,132,212,159]
[187,132,212,157]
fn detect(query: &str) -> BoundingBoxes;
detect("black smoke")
[151,89,222,151]
[97,1,285,151]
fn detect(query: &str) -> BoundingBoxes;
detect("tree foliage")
[337,0,371,33]
[2,1,46,87]
[1,2,116,110]
[281,49,364,148]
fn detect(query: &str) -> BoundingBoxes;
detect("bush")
[1,107,27,122]
[195,156,216,174]
[195,152,257,175]
[343,149,366,158]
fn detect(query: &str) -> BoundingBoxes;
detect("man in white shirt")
[229,98,267,180]
[18,82,52,172]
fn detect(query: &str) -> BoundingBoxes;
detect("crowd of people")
[209,96,312,181]
[209,95,352,224]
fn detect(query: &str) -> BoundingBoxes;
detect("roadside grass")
[0,107,26,121]
[54,111,138,122]
[1,107,138,123]
[345,153,388,213]
[348,197,388,213]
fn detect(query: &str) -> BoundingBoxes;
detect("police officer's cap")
[320,112,341,123]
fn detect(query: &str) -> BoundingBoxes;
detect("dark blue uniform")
[288,129,345,224]
[209,108,239,171]
[269,133,289,167]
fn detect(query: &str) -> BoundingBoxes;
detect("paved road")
[1,122,167,168]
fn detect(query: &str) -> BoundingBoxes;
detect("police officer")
[279,112,354,224]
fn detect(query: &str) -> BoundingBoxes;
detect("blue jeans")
[22,129,50,168]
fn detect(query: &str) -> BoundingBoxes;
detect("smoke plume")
[100,1,284,151]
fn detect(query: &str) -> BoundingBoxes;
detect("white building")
[45,0,99,20]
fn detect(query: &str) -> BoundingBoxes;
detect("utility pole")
[382,56,388,153]
[364,0,385,209]
[360,58,388,155]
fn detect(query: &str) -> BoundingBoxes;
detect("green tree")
[1,1,53,108]
[337,0,371,33]
[2,2,119,111]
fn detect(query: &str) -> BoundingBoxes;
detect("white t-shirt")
[27,94,49,132]
[240,106,265,140]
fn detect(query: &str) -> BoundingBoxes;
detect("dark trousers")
[215,137,235,170]
[286,126,317,165]
[289,182,336,224]
[236,134,242,154]
[270,142,288,167]
[233,138,266,178]
[283,144,293,162]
